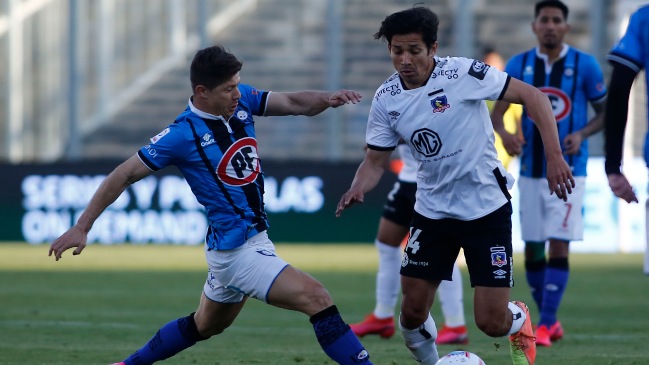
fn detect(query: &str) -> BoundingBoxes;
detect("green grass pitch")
[0,244,647,364]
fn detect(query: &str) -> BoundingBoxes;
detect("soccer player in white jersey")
[336,6,574,365]
[351,143,469,345]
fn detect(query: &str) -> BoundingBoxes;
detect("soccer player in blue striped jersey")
[49,45,372,365]
[604,5,649,274]
[491,0,607,348]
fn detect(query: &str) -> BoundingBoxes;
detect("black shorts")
[382,180,417,226]
[400,202,514,288]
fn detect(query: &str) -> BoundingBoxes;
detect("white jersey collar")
[188,97,229,123]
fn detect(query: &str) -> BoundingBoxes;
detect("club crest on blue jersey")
[216,137,261,186]
[237,110,249,120]
[430,95,451,113]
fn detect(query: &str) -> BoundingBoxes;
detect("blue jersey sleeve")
[608,7,649,73]
[581,54,607,102]
[137,123,191,171]
[238,84,269,116]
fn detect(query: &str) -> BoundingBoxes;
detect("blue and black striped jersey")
[138,84,270,250]
[506,46,607,177]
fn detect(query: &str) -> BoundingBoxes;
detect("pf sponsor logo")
[410,128,442,157]
[216,137,261,186]
[537,87,571,122]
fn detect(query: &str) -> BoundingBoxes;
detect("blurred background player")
[604,4,649,275]
[337,6,575,365]
[491,0,607,347]
[350,142,469,345]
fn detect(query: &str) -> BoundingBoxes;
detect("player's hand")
[48,225,88,261]
[329,89,362,108]
[608,173,638,203]
[546,156,575,201]
[500,131,524,156]
[562,132,583,155]
[335,190,364,217]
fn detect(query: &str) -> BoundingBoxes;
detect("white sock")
[507,302,527,336]
[373,239,402,319]
[399,313,439,365]
[438,263,465,327]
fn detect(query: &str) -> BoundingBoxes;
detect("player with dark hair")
[604,5,649,274]
[337,6,574,365]
[49,45,372,365]
[350,143,469,345]
[491,0,607,347]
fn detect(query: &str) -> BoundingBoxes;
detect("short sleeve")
[582,55,607,102]
[137,124,189,171]
[460,59,509,102]
[238,84,270,116]
[366,97,399,150]
[608,10,646,73]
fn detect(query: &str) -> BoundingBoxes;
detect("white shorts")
[203,231,289,304]
[519,176,586,242]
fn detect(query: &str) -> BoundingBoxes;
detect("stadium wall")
[0,158,645,253]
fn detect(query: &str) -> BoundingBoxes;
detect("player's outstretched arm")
[265,89,362,117]
[501,77,574,201]
[336,148,391,217]
[48,155,153,261]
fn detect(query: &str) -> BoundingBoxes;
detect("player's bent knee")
[475,317,507,337]
[304,280,334,311]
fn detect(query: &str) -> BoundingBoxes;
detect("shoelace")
[511,332,536,351]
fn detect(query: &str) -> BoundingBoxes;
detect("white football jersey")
[396,144,417,183]
[367,56,514,220]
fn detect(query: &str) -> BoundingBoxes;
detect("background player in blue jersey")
[48,45,372,365]
[604,5,649,275]
[491,0,607,348]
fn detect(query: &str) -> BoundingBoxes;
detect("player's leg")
[267,265,372,364]
[473,287,535,365]
[524,241,547,311]
[519,177,548,312]
[535,239,568,346]
[537,176,585,346]
[350,218,408,337]
[436,262,468,344]
[351,180,414,338]
[400,275,440,365]
[116,286,246,365]
[464,202,535,365]
[399,210,459,364]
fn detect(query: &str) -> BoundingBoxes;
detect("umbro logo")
[388,111,401,120]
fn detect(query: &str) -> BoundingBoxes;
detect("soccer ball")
[436,350,486,364]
